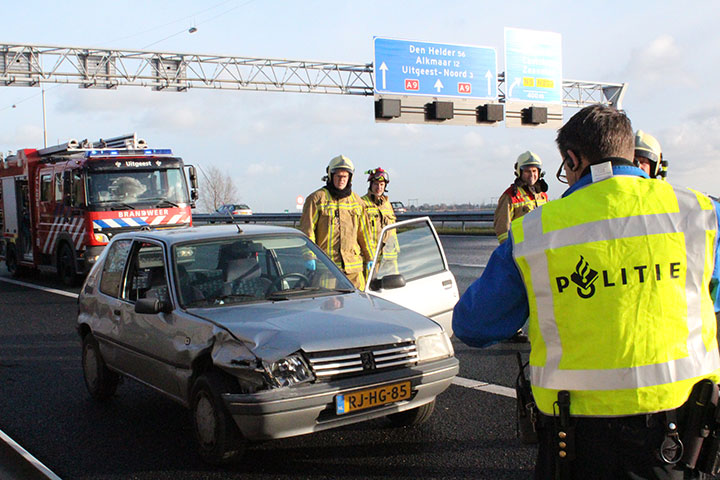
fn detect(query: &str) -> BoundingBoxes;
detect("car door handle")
[442,280,453,289]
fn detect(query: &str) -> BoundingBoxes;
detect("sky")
[1,1,719,212]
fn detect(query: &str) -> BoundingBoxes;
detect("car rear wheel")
[191,372,246,464]
[387,399,435,427]
[82,333,119,401]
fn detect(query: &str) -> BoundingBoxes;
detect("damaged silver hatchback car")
[77,224,458,463]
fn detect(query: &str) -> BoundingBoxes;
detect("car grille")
[306,341,417,380]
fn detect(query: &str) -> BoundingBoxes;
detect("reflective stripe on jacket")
[300,188,371,273]
[494,184,548,244]
[510,174,720,416]
[360,193,396,254]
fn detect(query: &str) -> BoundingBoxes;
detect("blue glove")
[366,260,374,271]
[305,259,316,271]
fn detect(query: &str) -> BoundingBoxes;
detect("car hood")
[189,293,442,360]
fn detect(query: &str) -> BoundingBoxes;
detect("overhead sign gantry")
[0,41,626,127]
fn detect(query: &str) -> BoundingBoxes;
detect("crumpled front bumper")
[223,356,459,440]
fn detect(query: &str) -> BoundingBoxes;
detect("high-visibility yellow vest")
[511,174,720,416]
[360,193,396,254]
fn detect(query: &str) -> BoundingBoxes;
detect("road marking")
[0,277,78,298]
[0,428,63,480]
[448,263,486,268]
[452,376,516,398]
[0,276,516,398]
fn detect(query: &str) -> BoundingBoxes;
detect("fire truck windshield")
[87,168,189,208]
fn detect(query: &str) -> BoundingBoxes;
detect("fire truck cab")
[0,133,198,285]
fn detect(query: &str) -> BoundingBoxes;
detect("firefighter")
[634,130,667,180]
[493,151,549,245]
[360,167,396,276]
[452,105,720,479]
[300,155,372,290]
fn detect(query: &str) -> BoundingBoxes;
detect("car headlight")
[93,233,109,243]
[416,333,454,363]
[268,353,315,387]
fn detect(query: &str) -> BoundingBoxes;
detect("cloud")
[0,124,44,149]
[246,163,281,176]
[656,107,720,195]
[621,34,693,89]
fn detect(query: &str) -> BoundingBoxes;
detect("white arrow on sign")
[485,70,493,96]
[508,78,520,97]
[434,79,444,93]
[379,62,388,90]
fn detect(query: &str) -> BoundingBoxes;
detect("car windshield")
[173,234,354,307]
[87,168,189,207]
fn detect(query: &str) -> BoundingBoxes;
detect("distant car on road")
[77,219,458,464]
[391,201,407,214]
[216,203,252,216]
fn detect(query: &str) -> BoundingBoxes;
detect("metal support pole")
[41,87,47,148]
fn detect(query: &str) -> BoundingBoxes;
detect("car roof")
[111,224,300,246]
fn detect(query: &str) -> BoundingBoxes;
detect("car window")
[173,234,353,307]
[121,241,169,304]
[371,221,445,282]
[40,173,52,202]
[99,240,133,297]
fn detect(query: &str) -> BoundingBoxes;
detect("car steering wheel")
[266,273,310,295]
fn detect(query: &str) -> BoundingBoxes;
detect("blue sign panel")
[504,28,562,103]
[373,37,497,99]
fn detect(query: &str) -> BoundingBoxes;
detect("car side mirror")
[135,297,172,314]
[369,273,406,291]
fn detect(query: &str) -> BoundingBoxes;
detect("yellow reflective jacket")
[511,174,720,416]
[300,188,372,273]
[360,193,396,254]
[494,184,549,244]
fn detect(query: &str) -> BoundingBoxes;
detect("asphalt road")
[0,235,537,480]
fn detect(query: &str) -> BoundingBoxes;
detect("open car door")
[364,217,459,335]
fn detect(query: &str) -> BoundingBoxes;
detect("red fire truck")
[0,133,198,285]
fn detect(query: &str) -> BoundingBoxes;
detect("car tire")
[387,399,435,427]
[82,333,119,401]
[6,245,22,277]
[191,372,246,464]
[58,243,80,286]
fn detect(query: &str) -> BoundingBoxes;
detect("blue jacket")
[452,166,720,348]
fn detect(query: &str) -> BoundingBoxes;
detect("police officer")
[494,151,549,342]
[453,105,720,479]
[360,167,396,274]
[635,130,667,180]
[494,151,549,245]
[300,155,372,290]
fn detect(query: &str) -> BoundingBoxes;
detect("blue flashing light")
[86,148,173,157]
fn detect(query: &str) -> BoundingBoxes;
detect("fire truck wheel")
[58,243,80,286]
[6,245,22,277]
[82,333,119,401]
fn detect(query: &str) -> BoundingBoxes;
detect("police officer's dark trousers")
[534,413,687,480]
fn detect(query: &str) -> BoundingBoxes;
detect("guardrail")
[192,211,494,231]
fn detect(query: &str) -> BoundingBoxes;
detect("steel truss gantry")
[0,43,626,107]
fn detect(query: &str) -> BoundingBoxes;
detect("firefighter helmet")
[365,167,390,184]
[634,130,663,179]
[514,151,542,177]
[326,155,355,175]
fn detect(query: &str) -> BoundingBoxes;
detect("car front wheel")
[387,399,435,427]
[82,333,119,401]
[191,372,246,464]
